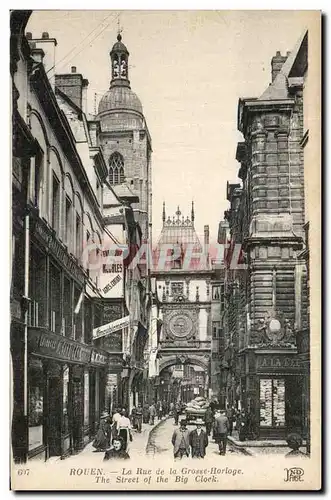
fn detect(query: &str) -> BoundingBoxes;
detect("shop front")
[27,328,109,460]
[242,350,304,439]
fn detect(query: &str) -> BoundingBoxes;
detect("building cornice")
[29,62,105,229]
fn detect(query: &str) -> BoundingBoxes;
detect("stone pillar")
[95,370,99,422]
[104,370,116,415]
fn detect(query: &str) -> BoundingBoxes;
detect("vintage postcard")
[10,9,321,491]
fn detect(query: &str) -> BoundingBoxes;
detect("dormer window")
[109,152,125,185]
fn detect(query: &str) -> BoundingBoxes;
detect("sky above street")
[27,10,313,243]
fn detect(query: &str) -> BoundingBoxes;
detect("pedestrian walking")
[130,406,137,429]
[135,404,143,433]
[236,410,247,441]
[117,409,133,452]
[104,437,130,460]
[149,402,156,425]
[92,412,112,452]
[157,401,163,420]
[205,406,214,436]
[171,419,190,460]
[173,402,180,425]
[189,419,208,458]
[143,403,150,424]
[226,404,234,436]
[213,409,229,455]
[162,401,167,417]
[111,407,121,438]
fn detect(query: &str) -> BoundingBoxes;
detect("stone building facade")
[95,33,153,411]
[11,12,152,463]
[220,31,310,439]
[152,204,213,400]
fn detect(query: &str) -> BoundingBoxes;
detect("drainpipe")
[20,201,31,463]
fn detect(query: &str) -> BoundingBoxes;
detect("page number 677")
[17,469,30,475]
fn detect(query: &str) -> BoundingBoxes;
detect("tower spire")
[109,28,130,89]
[191,201,195,224]
[162,201,166,224]
[117,16,121,37]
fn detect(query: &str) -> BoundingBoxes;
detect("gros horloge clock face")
[169,313,193,338]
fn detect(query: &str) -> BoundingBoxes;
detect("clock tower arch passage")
[152,204,213,404]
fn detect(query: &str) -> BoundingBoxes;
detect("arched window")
[109,152,125,185]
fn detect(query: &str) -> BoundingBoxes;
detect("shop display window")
[28,360,44,451]
[260,378,285,427]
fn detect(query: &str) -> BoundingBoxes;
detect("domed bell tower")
[98,32,152,244]
[110,33,130,88]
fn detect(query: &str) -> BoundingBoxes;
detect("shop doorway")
[48,375,62,457]
[72,369,84,452]
[285,375,303,433]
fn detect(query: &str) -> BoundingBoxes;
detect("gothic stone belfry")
[96,33,153,410]
[152,203,213,391]
[97,33,152,242]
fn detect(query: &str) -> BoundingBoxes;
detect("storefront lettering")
[39,335,58,350]
[103,304,122,324]
[34,218,85,283]
[258,356,300,369]
[102,274,122,294]
[29,329,110,369]
[90,350,108,365]
[36,332,90,363]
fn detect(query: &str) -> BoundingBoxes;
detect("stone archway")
[158,353,210,404]
[159,353,210,374]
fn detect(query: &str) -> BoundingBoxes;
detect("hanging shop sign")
[93,315,130,340]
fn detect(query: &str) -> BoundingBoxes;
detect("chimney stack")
[30,45,45,64]
[55,68,89,111]
[271,51,288,82]
[27,32,57,89]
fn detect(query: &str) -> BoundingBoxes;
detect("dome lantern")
[97,31,143,120]
[110,33,130,89]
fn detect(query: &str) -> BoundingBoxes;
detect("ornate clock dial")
[169,313,193,338]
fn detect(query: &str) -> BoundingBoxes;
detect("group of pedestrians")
[171,409,231,459]
[131,401,166,430]
[92,408,133,460]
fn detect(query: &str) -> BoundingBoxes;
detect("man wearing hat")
[213,409,229,455]
[189,419,208,459]
[171,419,190,459]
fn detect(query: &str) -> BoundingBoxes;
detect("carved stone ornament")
[257,310,294,346]
[177,354,188,365]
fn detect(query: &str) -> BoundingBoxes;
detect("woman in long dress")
[117,409,132,452]
[92,413,112,452]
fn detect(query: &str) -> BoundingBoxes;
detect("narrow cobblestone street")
[50,420,158,465]
[147,418,243,459]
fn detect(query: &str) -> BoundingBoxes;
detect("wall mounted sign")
[93,315,130,340]
[28,328,109,366]
[29,328,91,364]
[257,355,301,371]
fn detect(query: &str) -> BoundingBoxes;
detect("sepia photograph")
[10,9,321,491]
